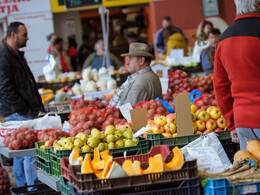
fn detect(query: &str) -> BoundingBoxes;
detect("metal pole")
[99,6,110,68]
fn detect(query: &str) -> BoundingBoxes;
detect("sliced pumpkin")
[72,156,84,165]
[81,153,102,178]
[163,146,184,171]
[100,150,111,160]
[93,155,113,170]
[132,156,164,175]
[122,159,134,176]
[92,147,101,164]
[246,140,260,159]
[105,162,127,178]
[102,159,113,178]
[69,146,80,164]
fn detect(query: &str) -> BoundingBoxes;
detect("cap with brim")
[121,42,154,58]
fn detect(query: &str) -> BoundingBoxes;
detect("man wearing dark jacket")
[0,22,44,189]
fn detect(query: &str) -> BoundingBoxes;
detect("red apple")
[217,117,227,129]
[206,119,217,130]
[166,113,176,124]
[197,111,210,122]
[151,124,165,134]
[210,108,221,119]
[190,102,197,113]
[195,109,204,117]
[164,123,176,134]
[193,122,198,133]
[214,127,223,132]
[204,129,214,133]
[154,115,167,126]
[195,120,206,131]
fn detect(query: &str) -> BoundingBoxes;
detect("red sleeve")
[213,48,235,131]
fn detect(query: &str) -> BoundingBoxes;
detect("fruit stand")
[1,68,260,195]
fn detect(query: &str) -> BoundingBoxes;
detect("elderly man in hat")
[109,42,162,107]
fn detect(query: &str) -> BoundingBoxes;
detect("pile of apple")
[133,99,169,119]
[53,125,138,152]
[190,74,213,94]
[143,114,177,138]
[168,70,193,93]
[192,103,227,134]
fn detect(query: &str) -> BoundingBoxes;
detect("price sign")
[65,0,101,9]
[187,146,224,173]
[119,103,133,122]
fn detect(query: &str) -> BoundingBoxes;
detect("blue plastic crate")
[204,178,260,195]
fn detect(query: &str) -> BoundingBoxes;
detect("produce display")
[70,99,106,110]
[133,99,169,120]
[52,125,138,152]
[3,128,37,150]
[71,146,184,179]
[144,103,227,138]
[0,166,11,195]
[190,74,214,94]
[38,71,82,83]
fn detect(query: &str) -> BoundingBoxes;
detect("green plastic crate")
[60,176,70,195]
[35,141,51,161]
[49,138,149,178]
[147,131,231,148]
[36,157,51,175]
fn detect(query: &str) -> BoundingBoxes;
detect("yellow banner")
[103,0,150,7]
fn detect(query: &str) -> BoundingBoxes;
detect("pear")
[98,142,106,151]
[106,134,115,143]
[63,137,74,145]
[115,140,124,148]
[124,140,136,147]
[118,126,129,133]
[87,137,100,148]
[114,131,123,140]
[91,128,105,140]
[64,143,74,150]
[123,129,133,139]
[132,138,139,143]
[81,145,92,152]
[105,125,116,135]
[80,134,88,142]
[76,132,85,139]
[57,137,66,145]
[104,143,108,149]
[74,139,84,148]
[108,142,115,149]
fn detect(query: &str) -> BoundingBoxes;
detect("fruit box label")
[130,108,147,132]
[187,146,225,173]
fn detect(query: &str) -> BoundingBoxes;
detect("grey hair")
[94,39,103,50]
[234,0,260,15]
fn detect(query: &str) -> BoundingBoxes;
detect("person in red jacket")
[213,0,260,150]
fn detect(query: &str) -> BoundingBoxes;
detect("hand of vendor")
[231,129,239,143]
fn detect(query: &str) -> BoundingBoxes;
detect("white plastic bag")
[0,120,35,146]
[43,54,61,82]
[34,113,62,131]
[181,132,232,173]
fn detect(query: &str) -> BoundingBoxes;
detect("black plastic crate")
[69,178,201,195]
[10,183,60,195]
[220,138,240,163]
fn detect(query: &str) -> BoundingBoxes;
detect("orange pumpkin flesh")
[122,159,134,176]
[81,153,102,178]
[164,146,184,171]
[132,156,164,175]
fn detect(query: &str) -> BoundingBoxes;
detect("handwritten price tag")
[187,146,224,173]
